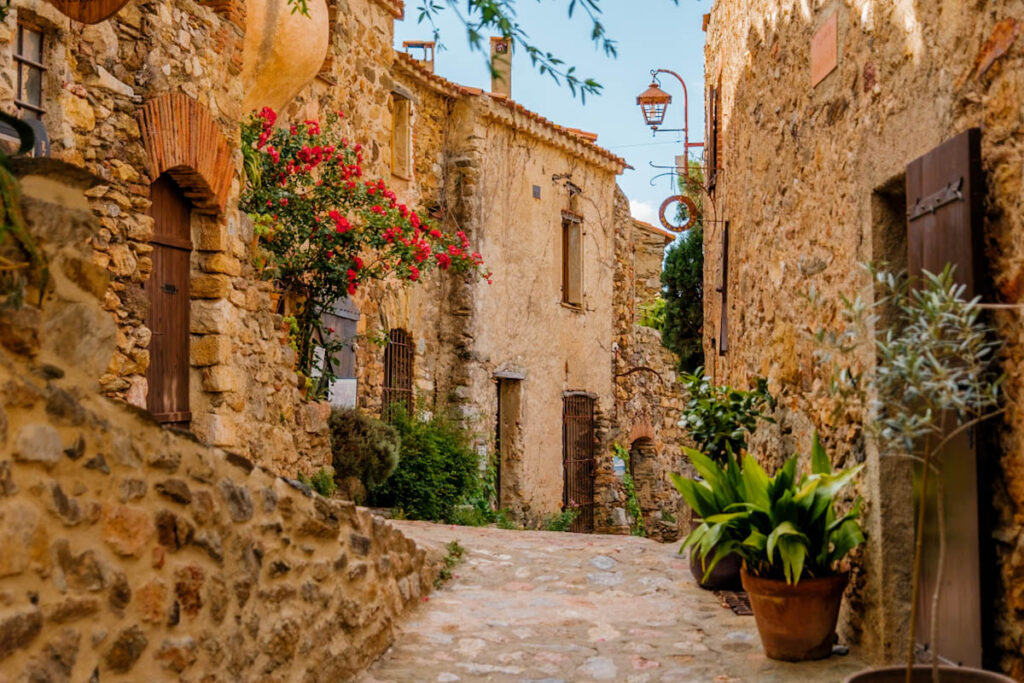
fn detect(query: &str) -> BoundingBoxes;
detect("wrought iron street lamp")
[635,69,703,175]
[636,68,705,233]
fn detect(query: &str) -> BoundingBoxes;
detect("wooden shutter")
[717,222,729,355]
[708,81,722,192]
[905,128,986,667]
[146,175,192,425]
[391,97,412,179]
[906,128,984,294]
[562,212,583,306]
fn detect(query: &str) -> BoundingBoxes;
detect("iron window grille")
[382,328,414,420]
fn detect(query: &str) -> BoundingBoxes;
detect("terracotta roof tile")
[393,51,627,171]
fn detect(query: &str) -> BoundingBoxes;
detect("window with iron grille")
[561,211,583,307]
[15,24,45,120]
[382,328,414,419]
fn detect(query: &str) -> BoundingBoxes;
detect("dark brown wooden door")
[905,128,985,667]
[146,175,192,425]
[563,393,596,533]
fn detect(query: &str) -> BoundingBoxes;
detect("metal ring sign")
[659,194,698,233]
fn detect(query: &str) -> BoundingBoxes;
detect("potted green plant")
[813,266,1012,682]
[675,432,865,661]
[676,368,774,588]
[670,447,746,589]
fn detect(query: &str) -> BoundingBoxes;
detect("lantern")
[636,81,672,129]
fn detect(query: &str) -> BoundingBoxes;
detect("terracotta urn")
[843,667,1015,682]
[242,0,330,114]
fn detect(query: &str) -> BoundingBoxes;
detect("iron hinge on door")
[907,177,963,221]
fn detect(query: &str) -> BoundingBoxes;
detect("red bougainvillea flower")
[240,107,489,394]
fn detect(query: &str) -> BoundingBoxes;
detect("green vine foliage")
[613,443,646,537]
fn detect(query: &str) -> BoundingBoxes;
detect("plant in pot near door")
[672,434,865,661]
[676,368,775,588]
[815,266,1011,682]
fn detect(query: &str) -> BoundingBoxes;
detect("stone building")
[704,0,1024,675]
[3,0,685,534]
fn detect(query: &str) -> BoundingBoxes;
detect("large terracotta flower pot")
[741,568,848,661]
[843,666,1016,682]
[689,548,742,590]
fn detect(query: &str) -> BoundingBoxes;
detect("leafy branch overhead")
[286,0,678,100]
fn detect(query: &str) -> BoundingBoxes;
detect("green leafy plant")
[613,443,646,537]
[815,265,1004,678]
[638,296,665,332]
[673,434,865,585]
[367,407,481,523]
[328,407,400,495]
[540,506,579,532]
[0,112,47,307]
[670,447,745,578]
[298,466,339,497]
[435,539,466,588]
[679,367,775,461]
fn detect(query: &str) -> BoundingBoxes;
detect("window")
[561,211,583,307]
[382,328,414,419]
[15,23,45,120]
[391,95,412,179]
[323,298,360,408]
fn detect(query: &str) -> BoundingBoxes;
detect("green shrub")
[638,296,666,331]
[367,408,481,523]
[679,367,775,461]
[540,507,579,532]
[329,407,400,492]
[298,467,338,497]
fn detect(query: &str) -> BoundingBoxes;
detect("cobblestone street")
[361,522,865,682]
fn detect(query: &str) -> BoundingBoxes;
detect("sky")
[392,0,712,226]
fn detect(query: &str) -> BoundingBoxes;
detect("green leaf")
[810,431,830,475]
[779,535,807,584]
[829,518,865,566]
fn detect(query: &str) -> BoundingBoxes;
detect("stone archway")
[137,93,233,215]
[629,436,658,523]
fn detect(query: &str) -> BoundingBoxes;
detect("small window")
[382,328,414,420]
[15,23,45,120]
[323,298,360,408]
[391,95,412,179]
[561,211,583,307]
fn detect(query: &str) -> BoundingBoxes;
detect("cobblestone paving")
[360,521,865,682]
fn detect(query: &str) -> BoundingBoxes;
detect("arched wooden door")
[146,175,192,425]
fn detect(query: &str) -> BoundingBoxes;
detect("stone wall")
[602,189,689,540]
[0,162,441,682]
[704,0,1024,672]
[0,0,337,474]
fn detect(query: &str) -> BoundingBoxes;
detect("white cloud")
[630,200,657,224]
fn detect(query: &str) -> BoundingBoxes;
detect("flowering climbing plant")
[240,107,489,397]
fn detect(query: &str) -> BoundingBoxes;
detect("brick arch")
[628,421,656,447]
[137,93,232,215]
[46,0,131,23]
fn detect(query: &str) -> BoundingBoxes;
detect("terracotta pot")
[689,548,743,590]
[741,568,848,661]
[843,666,1016,682]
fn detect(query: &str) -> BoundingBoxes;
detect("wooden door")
[905,128,986,667]
[562,393,596,533]
[146,175,192,425]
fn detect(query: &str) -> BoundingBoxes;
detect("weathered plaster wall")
[0,165,441,682]
[705,0,1024,672]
